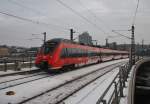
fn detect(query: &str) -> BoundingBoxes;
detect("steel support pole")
[130,25,135,68]
[131,25,135,65]
[43,32,46,45]
[70,29,74,41]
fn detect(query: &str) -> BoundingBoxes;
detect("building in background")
[78,32,93,45]
[108,42,117,50]
[0,46,10,57]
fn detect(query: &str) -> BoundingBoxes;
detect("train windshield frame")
[42,42,59,54]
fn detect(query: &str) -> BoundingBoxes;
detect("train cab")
[35,39,61,69]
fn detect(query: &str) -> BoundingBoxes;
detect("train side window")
[76,48,80,57]
[65,48,68,57]
[71,48,75,57]
[87,51,90,57]
[61,48,68,58]
[60,48,63,58]
[61,48,64,58]
[67,48,72,57]
[70,48,73,57]
[80,49,83,57]
[74,48,78,57]
[74,48,79,57]
[83,50,86,57]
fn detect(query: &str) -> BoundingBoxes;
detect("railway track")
[0,62,115,91]
[0,62,104,92]
[0,72,53,90]
[0,59,109,78]
[0,69,42,77]
[20,61,125,104]
[0,62,101,92]
[0,59,128,104]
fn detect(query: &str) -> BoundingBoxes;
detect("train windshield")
[43,42,58,54]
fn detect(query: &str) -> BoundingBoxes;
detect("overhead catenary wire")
[108,0,138,40]
[7,0,82,33]
[78,0,112,32]
[112,30,131,39]
[78,0,136,41]
[7,0,45,15]
[6,0,128,36]
[55,0,107,34]
[132,0,140,25]
[0,11,38,23]
[0,10,69,32]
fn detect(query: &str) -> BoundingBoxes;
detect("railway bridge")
[0,58,150,104]
[97,57,150,104]
[126,58,150,104]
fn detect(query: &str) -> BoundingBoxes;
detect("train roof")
[47,38,73,43]
[46,38,129,53]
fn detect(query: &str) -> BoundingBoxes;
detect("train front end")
[35,39,60,70]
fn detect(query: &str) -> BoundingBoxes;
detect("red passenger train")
[35,38,128,71]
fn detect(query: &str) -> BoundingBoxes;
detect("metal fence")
[96,63,131,104]
[0,56,35,71]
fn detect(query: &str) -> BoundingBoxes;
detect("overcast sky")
[0,0,149,47]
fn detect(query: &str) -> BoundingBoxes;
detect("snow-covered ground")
[0,61,34,66]
[0,71,48,84]
[62,67,119,104]
[0,73,49,90]
[24,63,122,104]
[120,65,135,104]
[0,61,35,72]
[0,59,128,104]
[0,66,37,76]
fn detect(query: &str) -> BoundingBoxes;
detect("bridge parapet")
[0,59,34,71]
[96,62,131,104]
[126,57,150,104]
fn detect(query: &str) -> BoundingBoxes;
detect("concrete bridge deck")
[127,57,150,104]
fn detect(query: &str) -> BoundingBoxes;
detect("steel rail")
[0,69,41,77]
[0,60,125,91]
[0,71,46,84]
[0,74,53,91]
[19,61,126,104]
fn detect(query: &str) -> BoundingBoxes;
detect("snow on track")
[23,63,122,104]
[0,72,46,83]
[0,72,49,90]
[0,59,128,104]
[0,67,38,76]
[62,67,119,104]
